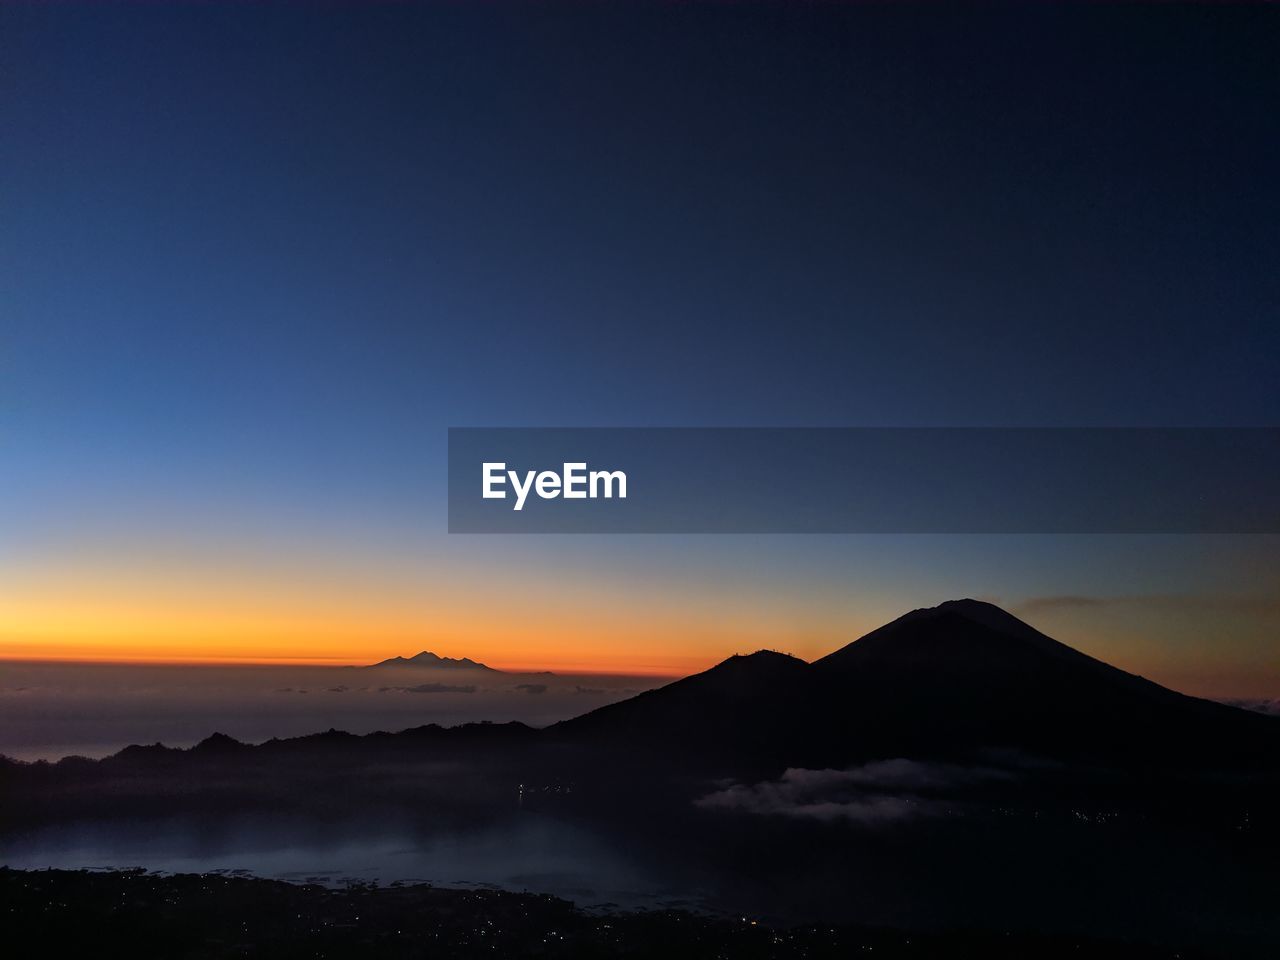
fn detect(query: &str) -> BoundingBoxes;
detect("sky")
[2,4,1278,692]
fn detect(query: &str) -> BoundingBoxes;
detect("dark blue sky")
[2,4,1278,684]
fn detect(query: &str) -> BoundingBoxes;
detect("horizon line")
[0,653,687,677]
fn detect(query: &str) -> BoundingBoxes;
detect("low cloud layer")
[697,759,1012,824]
[1224,698,1280,716]
[0,662,664,761]
[1014,593,1280,617]
[400,683,477,695]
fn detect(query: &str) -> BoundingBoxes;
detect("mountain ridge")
[552,598,1279,771]
[365,651,500,672]
[7,601,1276,775]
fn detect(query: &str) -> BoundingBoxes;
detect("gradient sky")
[2,5,1278,691]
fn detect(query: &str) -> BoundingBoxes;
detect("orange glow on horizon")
[8,545,1276,695]
[0,625,725,676]
[0,564,817,676]
[0,651,689,676]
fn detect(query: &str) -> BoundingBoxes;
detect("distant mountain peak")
[555,597,1279,771]
[854,598,1091,663]
[903,598,1013,622]
[684,649,810,688]
[713,649,808,673]
[936,597,999,612]
[367,651,497,671]
[732,649,801,663]
[191,732,247,753]
[815,597,1091,669]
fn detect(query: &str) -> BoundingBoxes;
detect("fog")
[0,661,661,761]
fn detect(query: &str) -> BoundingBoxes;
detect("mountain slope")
[550,650,812,769]
[809,598,1274,764]
[554,600,1278,771]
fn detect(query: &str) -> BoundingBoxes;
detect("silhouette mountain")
[549,650,808,766]
[190,732,250,756]
[810,598,1280,764]
[366,651,498,671]
[5,601,1275,805]
[555,599,1278,771]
